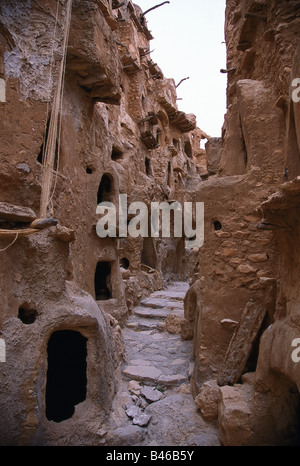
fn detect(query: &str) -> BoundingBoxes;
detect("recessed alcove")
[214,220,222,231]
[85,165,94,174]
[45,330,87,423]
[94,261,112,300]
[120,257,130,269]
[18,305,38,325]
[97,173,114,204]
[111,146,123,162]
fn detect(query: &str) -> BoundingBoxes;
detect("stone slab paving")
[102,281,220,446]
[121,327,193,386]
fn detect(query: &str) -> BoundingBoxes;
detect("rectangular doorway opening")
[95,261,112,300]
[45,330,87,423]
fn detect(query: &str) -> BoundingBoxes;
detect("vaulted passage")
[45,330,87,423]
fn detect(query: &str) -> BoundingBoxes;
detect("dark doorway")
[120,257,130,270]
[45,330,87,423]
[97,174,113,205]
[141,237,157,270]
[95,261,112,300]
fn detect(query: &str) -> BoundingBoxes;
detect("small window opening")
[97,174,113,205]
[95,261,112,300]
[18,305,38,325]
[239,115,248,169]
[120,257,130,269]
[111,147,123,162]
[214,220,222,231]
[167,161,172,187]
[45,330,87,423]
[86,165,94,175]
[145,157,151,175]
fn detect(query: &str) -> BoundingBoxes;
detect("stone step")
[122,365,163,384]
[164,282,190,292]
[139,294,186,309]
[150,290,187,301]
[133,306,170,319]
[126,318,165,332]
[139,297,171,309]
[129,308,184,330]
[122,364,188,387]
[163,301,184,311]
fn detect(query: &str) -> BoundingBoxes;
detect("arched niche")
[45,330,87,423]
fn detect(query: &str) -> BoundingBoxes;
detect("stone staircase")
[121,281,194,388]
[101,282,220,447]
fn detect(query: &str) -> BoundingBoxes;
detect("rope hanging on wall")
[40,0,73,219]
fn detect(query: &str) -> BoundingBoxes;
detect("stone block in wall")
[248,253,268,263]
[237,264,257,274]
[218,383,253,446]
[0,202,36,223]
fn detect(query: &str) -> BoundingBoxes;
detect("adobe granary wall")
[0,0,208,445]
[187,0,300,446]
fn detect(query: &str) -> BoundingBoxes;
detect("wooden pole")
[141,2,170,18]
[176,77,190,88]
